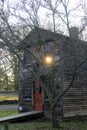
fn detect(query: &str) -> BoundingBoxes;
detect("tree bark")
[1,123,8,130]
[50,104,60,128]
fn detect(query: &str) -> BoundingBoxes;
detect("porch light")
[44,55,54,65]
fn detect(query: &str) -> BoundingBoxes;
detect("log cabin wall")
[18,28,87,118]
[61,38,87,117]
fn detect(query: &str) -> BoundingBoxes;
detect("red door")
[33,80,43,111]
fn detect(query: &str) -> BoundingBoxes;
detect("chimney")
[69,27,79,39]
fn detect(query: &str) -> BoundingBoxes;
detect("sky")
[3,0,83,22]
[2,0,86,36]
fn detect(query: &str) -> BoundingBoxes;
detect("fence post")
[1,122,8,130]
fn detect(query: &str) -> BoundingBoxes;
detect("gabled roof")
[18,27,64,49]
[18,27,87,52]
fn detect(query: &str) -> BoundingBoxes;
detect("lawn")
[0,92,87,130]
[0,109,18,117]
[0,121,87,130]
[0,92,18,118]
[0,109,87,130]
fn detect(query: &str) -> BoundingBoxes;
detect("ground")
[0,91,87,130]
[0,121,87,130]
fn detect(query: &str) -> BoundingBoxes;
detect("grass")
[0,121,87,130]
[0,109,87,130]
[0,92,87,129]
[0,109,18,117]
[0,92,18,118]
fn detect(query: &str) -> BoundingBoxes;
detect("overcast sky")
[4,0,84,22]
[2,0,86,36]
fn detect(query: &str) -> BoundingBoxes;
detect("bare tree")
[0,0,87,128]
[0,48,18,90]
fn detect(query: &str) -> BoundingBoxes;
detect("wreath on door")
[35,86,41,93]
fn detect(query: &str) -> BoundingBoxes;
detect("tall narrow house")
[18,27,87,118]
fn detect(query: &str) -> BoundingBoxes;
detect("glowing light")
[44,55,54,65]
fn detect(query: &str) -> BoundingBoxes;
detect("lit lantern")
[44,55,54,65]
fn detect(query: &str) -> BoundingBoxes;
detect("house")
[18,27,87,118]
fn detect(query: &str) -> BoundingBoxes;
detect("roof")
[18,27,64,50]
[18,27,87,52]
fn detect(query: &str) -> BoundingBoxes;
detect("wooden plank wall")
[63,70,87,117]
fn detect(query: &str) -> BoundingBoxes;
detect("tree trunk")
[50,106,60,128]
[1,123,8,130]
